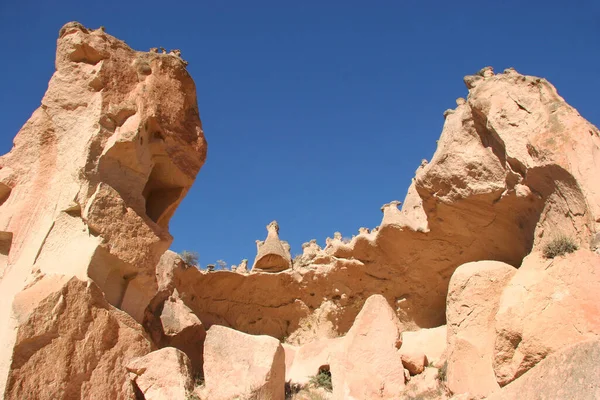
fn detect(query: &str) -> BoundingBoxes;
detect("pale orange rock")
[252,221,292,272]
[401,350,427,376]
[6,275,152,400]
[487,339,600,400]
[493,250,600,386]
[286,338,341,385]
[445,260,516,397]
[159,290,206,373]
[127,347,194,400]
[203,325,285,400]
[400,325,447,367]
[0,21,205,396]
[331,294,405,400]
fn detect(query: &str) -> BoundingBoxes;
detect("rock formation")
[487,339,600,400]
[0,21,206,397]
[202,325,285,400]
[148,68,600,350]
[1,19,600,399]
[493,249,600,386]
[445,260,516,397]
[252,220,293,272]
[127,347,195,400]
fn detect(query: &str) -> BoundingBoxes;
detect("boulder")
[331,294,405,399]
[487,339,600,400]
[445,260,516,397]
[400,326,447,367]
[401,351,427,376]
[127,347,194,400]
[5,275,152,400]
[203,325,285,400]
[494,250,600,386]
[286,338,341,385]
[159,290,206,372]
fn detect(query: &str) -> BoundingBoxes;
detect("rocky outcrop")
[252,221,292,272]
[203,325,285,400]
[148,67,600,346]
[487,339,600,400]
[330,294,406,399]
[127,347,194,400]
[0,22,205,397]
[445,260,516,397]
[493,249,600,386]
[6,276,152,400]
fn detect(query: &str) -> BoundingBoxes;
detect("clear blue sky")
[1,1,599,268]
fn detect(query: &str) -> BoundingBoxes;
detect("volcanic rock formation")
[1,19,600,400]
[252,220,293,272]
[153,66,600,348]
[0,21,206,397]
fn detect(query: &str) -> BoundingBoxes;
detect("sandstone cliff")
[0,22,206,398]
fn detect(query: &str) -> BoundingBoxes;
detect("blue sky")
[1,1,599,268]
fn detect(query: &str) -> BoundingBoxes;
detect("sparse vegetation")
[309,368,332,391]
[437,360,448,382]
[180,250,199,267]
[216,259,228,270]
[543,235,578,259]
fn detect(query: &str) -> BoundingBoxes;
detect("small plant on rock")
[543,235,578,259]
[309,367,332,391]
[180,250,199,267]
[437,360,448,383]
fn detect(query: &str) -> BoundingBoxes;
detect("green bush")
[309,368,332,391]
[543,235,578,259]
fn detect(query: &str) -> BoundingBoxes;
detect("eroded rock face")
[445,260,516,397]
[487,339,600,400]
[203,325,285,400]
[0,22,205,396]
[6,276,152,400]
[127,347,194,400]
[494,250,600,386]
[150,68,600,345]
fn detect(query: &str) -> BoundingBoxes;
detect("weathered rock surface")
[445,260,516,397]
[400,325,447,368]
[0,21,205,396]
[6,275,152,400]
[127,347,194,400]
[331,294,405,400]
[149,68,600,347]
[494,249,600,386]
[252,221,292,272]
[203,325,285,400]
[400,367,446,400]
[158,290,206,372]
[286,338,341,385]
[488,339,600,400]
